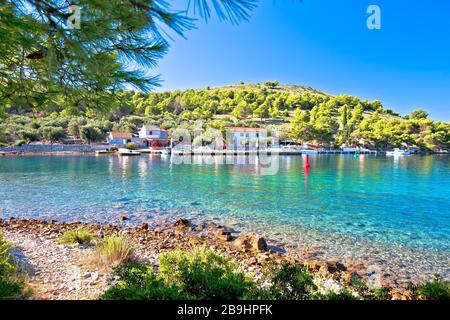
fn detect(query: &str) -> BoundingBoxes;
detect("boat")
[160,147,171,155]
[95,149,116,155]
[118,148,141,156]
[95,147,118,155]
[281,145,301,153]
[192,146,214,154]
[386,148,411,156]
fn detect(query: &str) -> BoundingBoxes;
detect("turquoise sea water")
[0,154,449,280]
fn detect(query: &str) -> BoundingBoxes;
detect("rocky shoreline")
[0,144,106,154]
[0,216,417,300]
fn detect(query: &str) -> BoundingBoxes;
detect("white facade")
[228,128,267,150]
[139,125,168,139]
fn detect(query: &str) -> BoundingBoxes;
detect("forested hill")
[0,82,449,151]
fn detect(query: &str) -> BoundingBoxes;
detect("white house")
[139,125,168,139]
[138,125,169,149]
[227,127,268,150]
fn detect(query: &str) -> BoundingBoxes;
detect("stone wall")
[0,144,107,153]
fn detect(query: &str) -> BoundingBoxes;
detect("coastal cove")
[0,154,449,285]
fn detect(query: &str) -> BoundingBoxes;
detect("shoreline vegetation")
[1,217,448,300]
[1,84,449,154]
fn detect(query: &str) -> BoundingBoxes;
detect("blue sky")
[154,0,450,121]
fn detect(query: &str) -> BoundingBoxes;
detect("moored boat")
[95,149,116,155]
[386,148,411,156]
[118,148,141,156]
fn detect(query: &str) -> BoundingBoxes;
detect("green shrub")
[410,276,450,300]
[14,139,27,147]
[104,248,254,300]
[417,282,450,300]
[40,126,66,142]
[261,262,317,300]
[79,125,104,143]
[125,142,139,150]
[58,228,93,246]
[264,81,279,88]
[29,120,41,130]
[102,263,186,300]
[0,230,27,299]
[0,127,11,145]
[42,117,69,128]
[159,247,252,300]
[91,236,134,268]
[0,232,16,278]
[351,279,390,300]
[18,129,40,142]
[67,117,87,138]
[315,289,358,300]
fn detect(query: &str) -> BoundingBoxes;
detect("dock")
[146,149,378,156]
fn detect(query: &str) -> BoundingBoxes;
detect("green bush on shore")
[125,142,139,150]
[408,275,450,300]
[102,247,449,301]
[259,262,317,300]
[158,247,253,300]
[58,228,94,246]
[103,247,255,300]
[102,248,360,301]
[350,279,390,300]
[0,230,28,300]
[102,263,188,300]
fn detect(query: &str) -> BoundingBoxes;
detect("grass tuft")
[58,228,94,246]
[90,236,134,269]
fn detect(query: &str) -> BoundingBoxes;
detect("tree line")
[1,84,448,151]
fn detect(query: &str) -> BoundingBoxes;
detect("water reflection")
[138,158,148,178]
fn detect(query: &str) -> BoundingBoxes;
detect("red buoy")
[304,154,310,169]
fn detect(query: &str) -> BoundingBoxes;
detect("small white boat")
[118,148,141,156]
[265,147,282,153]
[281,145,301,152]
[386,148,411,156]
[193,146,213,154]
[160,147,171,155]
[95,149,117,155]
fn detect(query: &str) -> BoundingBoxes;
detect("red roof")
[227,127,266,132]
[109,132,132,139]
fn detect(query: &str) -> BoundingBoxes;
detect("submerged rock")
[325,259,347,273]
[174,218,190,228]
[215,229,232,242]
[140,222,149,230]
[232,233,267,252]
[117,215,128,221]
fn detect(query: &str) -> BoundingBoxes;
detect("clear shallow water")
[1,154,449,280]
